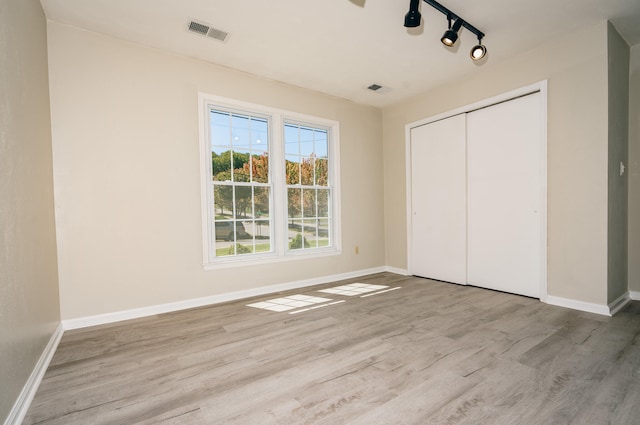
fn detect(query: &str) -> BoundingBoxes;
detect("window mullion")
[271,113,286,257]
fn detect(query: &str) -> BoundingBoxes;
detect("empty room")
[2,0,640,424]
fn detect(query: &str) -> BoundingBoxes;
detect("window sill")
[202,248,342,270]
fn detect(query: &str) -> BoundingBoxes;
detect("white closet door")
[466,93,542,297]
[410,114,466,285]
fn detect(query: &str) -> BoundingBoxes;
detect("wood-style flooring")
[24,273,640,424]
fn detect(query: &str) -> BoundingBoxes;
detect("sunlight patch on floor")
[318,283,389,296]
[247,284,402,314]
[289,300,346,314]
[360,286,402,297]
[247,295,333,312]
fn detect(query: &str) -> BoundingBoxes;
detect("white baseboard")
[62,265,637,329]
[545,295,610,316]
[608,292,632,316]
[4,323,64,425]
[62,266,391,330]
[384,266,409,275]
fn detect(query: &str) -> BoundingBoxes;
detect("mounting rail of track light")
[404,0,487,61]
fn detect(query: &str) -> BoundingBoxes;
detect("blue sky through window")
[284,123,328,158]
[210,110,268,156]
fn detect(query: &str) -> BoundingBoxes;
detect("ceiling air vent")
[366,83,391,94]
[206,27,229,42]
[188,21,209,35]
[188,20,229,42]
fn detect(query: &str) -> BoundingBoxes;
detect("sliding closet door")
[410,114,466,285]
[466,93,542,297]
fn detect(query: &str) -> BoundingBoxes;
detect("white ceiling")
[40,0,640,108]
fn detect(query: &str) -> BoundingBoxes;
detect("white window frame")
[198,93,342,269]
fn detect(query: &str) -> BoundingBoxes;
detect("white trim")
[630,291,640,301]
[545,295,610,316]
[608,292,632,316]
[537,81,549,303]
[62,267,387,330]
[198,93,342,267]
[404,122,414,276]
[385,266,409,275]
[203,248,343,270]
[405,81,548,129]
[4,323,64,425]
[198,92,213,266]
[405,81,548,301]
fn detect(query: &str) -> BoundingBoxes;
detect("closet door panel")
[466,93,542,297]
[410,114,466,284]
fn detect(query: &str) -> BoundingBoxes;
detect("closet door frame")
[404,81,548,301]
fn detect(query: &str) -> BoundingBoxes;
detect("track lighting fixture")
[470,38,487,61]
[404,0,422,28]
[441,17,463,46]
[404,0,487,62]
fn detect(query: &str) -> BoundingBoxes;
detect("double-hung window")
[284,122,331,251]
[199,94,341,267]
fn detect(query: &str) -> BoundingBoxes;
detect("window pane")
[212,148,232,181]
[235,242,254,255]
[286,157,300,185]
[254,186,270,217]
[254,220,271,253]
[318,218,330,247]
[299,127,314,156]
[300,157,314,186]
[213,186,233,219]
[253,119,269,153]
[302,189,317,218]
[251,153,269,183]
[287,188,302,219]
[231,151,250,182]
[214,221,231,242]
[315,157,328,186]
[284,125,299,155]
[317,189,329,217]
[210,111,231,146]
[234,186,252,219]
[288,221,308,250]
[236,220,252,241]
[216,245,234,257]
[315,131,328,158]
[231,114,250,147]
[303,219,318,248]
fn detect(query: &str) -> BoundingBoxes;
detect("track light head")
[441,17,463,46]
[470,40,487,61]
[404,0,422,28]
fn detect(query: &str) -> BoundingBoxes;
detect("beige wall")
[383,22,610,305]
[46,22,385,320]
[606,23,630,303]
[0,0,61,422]
[630,44,640,293]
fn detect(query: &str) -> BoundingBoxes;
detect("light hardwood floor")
[25,273,640,424]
